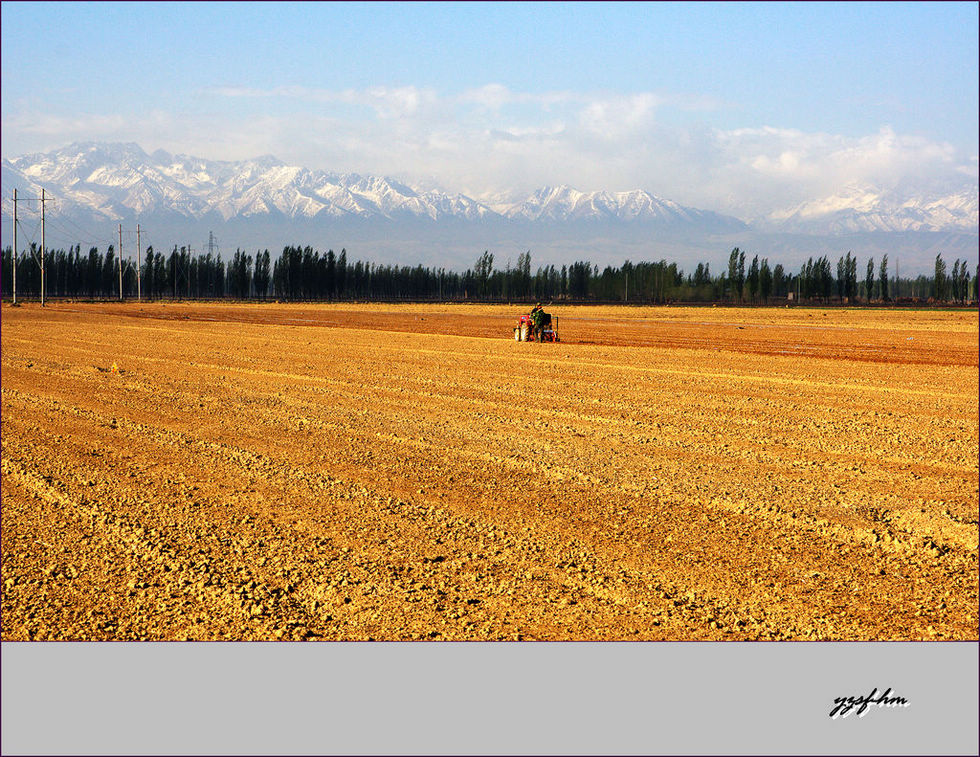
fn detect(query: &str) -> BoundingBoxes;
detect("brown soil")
[2,301,977,641]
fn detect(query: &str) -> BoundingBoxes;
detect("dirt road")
[2,302,977,640]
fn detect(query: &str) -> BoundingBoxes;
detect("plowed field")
[2,302,977,641]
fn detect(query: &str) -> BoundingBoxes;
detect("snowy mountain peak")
[765,183,978,233]
[3,143,742,228]
[2,143,975,239]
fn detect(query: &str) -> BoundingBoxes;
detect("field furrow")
[2,302,977,640]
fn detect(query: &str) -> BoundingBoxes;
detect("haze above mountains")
[3,142,977,274]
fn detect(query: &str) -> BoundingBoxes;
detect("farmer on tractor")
[530,303,545,342]
[513,304,558,342]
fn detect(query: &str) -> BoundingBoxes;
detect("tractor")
[514,309,559,342]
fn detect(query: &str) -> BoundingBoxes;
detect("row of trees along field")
[2,243,977,305]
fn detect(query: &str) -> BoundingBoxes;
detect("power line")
[11,188,52,305]
[41,189,46,305]
[15,216,42,249]
[11,189,17,304]
[6,196,115,251]
[40,216,114,250]
[48,216,115,248]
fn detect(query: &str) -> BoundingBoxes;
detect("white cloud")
[3,86,975,221]
[364,86,438,119]
[458,84,578,111]
[685,124,970,217]
[577,93,660,139]
[458,83,521,110]
[2,111,130,139]
[203,83,440,119]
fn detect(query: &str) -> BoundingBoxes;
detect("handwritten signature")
[830,687,909,719]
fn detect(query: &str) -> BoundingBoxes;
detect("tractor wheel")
[514,328,521,341]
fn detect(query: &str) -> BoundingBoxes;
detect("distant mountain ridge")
[2,142,977,273]
[496,184,741,231]
[2,142,495,224]
[4,142,976,234]
[2,142,748,229]
[761,183,979,234]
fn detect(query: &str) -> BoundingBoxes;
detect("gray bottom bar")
[2,642,977,756]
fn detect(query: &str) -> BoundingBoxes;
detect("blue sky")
[2,1,977,216]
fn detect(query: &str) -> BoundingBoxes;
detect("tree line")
[2,243,976,305]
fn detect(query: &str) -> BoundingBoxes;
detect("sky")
[2,1,977,219]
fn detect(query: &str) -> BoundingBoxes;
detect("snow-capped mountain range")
[494,184,741,228]
[1,142,977,272]
[2,142,745,228]
[1,143,499,224]
[4,141,977,232]
[762,183,979,234]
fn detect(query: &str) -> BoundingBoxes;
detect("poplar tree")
[727,248,740,302]
[879,255,889,302]
[747,255,760,302]
[760,258,772,303]
[934,253,947,301]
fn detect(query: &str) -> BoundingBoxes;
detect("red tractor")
[514,309,559,342]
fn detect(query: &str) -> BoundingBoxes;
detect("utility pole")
[118,224,124,300]
[136,224,142,301]
[187,243,192,299]
[11,189,17,305]
[40,188,46,307]
[206,233,216,299]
